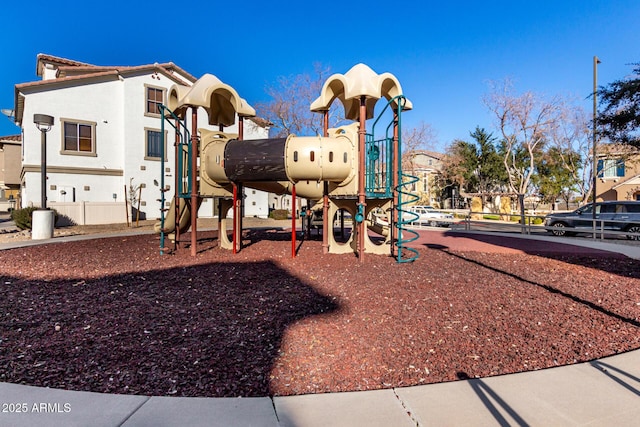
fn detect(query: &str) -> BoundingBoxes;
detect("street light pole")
[34,114,54,209]
[33,114,55,240]
[592,56,600,226]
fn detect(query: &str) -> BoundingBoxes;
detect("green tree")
[470,127,507,194]
[533,146,581,209]
[442,138,477,190]
[442,127,507,208]
[598,63,640,147]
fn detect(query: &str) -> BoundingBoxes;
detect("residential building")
[13,54,270,223]
[596,144,640,202]
[404,150,446,207]
[0,134,21,210]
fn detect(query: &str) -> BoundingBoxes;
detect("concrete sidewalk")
[0,348,638,426]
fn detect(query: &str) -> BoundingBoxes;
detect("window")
[62,120,96,155]
[597,158,625,178]
[145,129,166,160]
[146,86,164,116]
[600,204,616,214]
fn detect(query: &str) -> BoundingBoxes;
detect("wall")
[20,77,125,207]
[50,201,127,225]
[0,140,22,187]
[19,65,271,220]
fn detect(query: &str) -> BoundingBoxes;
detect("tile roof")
[15,55,200,125]
[37,54,197,83]
[247,116,273,128]
[410,149,444,160]
[16,70,120,90]
[0,135,21,142]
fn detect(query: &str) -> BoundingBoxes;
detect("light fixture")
[34,114,54,132]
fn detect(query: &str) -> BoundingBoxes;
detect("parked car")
[309,208,324,230]
[307,208,351,230]
[407,205,454,227]
[544,201,640,240]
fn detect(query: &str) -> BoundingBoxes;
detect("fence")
[49,202,128,226]
[457,210,640,241]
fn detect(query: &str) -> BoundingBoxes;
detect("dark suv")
[544,201,640,240]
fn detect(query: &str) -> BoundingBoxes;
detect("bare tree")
[440,139,471,189]
[547,104,592,205]
[256,63,344,137]
[401,121,438,173]
[484,79,565,197]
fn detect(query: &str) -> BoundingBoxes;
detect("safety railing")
[456,211,640,241]
[157,104,191,255]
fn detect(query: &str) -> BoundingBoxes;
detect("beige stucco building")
[0,135,21,210]
[404,150,446,207]
[595,144,640,202]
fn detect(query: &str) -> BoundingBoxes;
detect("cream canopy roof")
[310,63,412,121]
[167,74,255,127]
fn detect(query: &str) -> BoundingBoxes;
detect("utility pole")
[592,56,600,232]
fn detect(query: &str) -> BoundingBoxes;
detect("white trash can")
[32,209,55,240]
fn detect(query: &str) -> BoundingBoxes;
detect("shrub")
[10,207,38,230]
[10,207,58,230]
[482,214,500,221]
[507,215,544,224]
[269,209,289,220]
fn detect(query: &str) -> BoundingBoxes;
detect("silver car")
[407,205,454,227]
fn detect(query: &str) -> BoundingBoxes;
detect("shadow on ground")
[437,230,640,279]
[0,260,339,397]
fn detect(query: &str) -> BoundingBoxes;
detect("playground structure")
[155,64,419,263]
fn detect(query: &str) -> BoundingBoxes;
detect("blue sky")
[1,1,639,150]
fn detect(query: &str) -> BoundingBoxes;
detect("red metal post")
[358,96,367,263]
[190,108,199,257]
[322,110,330,254]
[232,183,238,254]
[238,116,244,140]
[291,184,296,258]
[236,183,243,252]
[217,197,223,249]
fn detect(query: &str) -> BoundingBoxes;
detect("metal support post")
[357,96,367,263]
[190,108,198,256]
[322,110,330,254]
[291,184,296,258]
